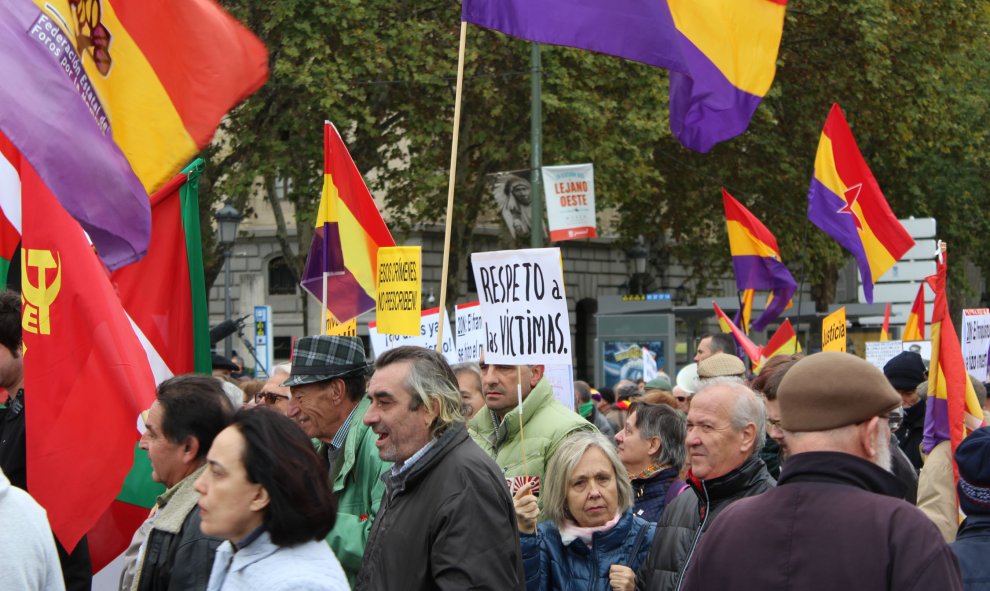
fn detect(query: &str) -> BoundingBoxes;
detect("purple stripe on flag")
[300,232,375,322]
[462,0,686,71]
[0,1,149,270]
[923,395,950,455]
[807,177,875,302]
[667,33,764,154]
[731,255,796,331]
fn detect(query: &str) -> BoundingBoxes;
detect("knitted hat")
[644,376,672,391]
[777,352,901,431]
[956,427,990,516]
[697,353,746,379]
[282,336,370,387]
[676,364,699,394]
[883,351,928,391]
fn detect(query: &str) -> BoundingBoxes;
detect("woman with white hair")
[513,432,656,591]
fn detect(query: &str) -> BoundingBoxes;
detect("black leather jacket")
[636,457,775,591]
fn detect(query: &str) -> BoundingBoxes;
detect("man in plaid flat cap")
[284,335,389,585]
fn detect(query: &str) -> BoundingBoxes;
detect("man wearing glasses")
[678,352,962,591]
[254,363,292,414]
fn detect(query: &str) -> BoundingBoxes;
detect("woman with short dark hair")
[195,408,348,590]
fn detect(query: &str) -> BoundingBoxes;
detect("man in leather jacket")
[637,379,774,591]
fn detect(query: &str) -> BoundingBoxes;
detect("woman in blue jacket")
[514,432,656,591]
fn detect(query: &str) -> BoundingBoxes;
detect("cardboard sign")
[471,248,572,366]
[455,301,485,362]
[368,307,457,364]
[961,309,990,381]
[325,313,357,337]
[375,246,421,336]
[865,340,904,370]
[822,307,847,352]
[542,163,597,242]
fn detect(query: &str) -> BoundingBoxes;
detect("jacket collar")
[777,451,905,498]
[560,511,636,554]
[688,456,768,502]
[215,530,279,575]
[475,378,552,447]
[381,422,467,495]
[331,397,377,490]
[154,464,207,534]
[958,514,990,537]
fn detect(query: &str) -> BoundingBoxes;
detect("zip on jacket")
[674,481,710,591]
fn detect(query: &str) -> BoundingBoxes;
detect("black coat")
[137,506,221,591]
[897,402,926,471]
[680,452,963,591]
[355,422,524,590]
[630,466,682,524]
[951,515,990,590]
[636,457,774,591]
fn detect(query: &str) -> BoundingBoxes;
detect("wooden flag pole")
[517,366,528,476]
[436,21,468,351]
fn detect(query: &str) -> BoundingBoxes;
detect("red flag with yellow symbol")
[20,148,157,552]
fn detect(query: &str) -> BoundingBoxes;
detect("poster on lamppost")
[471,247,571,366]
[542,163,597,242]
[368,307,457,364]
[455,301,485,362]
[375,246,421,336]
[961,308,990,381]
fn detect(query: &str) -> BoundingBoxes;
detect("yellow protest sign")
[325,313,357,336]
[822,307,847,352]
[376,246,421,336]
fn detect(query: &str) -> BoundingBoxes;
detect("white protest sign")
[865,340,904,370]
[455,301,485,362]
[471,248,572,366]
[368,307,458,364]
[961,309,990,381]
[543,365,575,411]
[542,163,597,242]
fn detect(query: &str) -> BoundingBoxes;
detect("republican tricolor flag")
[903,283,927,341]
[807,104,915,303]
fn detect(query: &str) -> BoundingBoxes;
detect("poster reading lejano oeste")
[542,163,596,242]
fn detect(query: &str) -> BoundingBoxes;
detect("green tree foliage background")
[208,0,990,312]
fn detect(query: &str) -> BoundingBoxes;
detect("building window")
[274,336,293,360]
[268,257,296,295]
[273,177,293,200]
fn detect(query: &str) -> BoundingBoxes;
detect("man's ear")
[739,422,757,454]
[530,365,545,387]
[182,436,201,464]
[860,416,882,461]
[647,437,662,458]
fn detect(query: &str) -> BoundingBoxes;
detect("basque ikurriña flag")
[807,104,915,303]
[300,123,395,322]
[13,131,157,553]
[922,252,984,475]
[462,0,788,153]
[28,0,269,193]
[722,189,796,332]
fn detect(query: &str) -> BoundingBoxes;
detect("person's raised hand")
[512,483,539,534]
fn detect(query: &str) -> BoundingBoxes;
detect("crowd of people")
[1,306,988,589]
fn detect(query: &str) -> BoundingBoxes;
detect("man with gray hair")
[679,352,961,590]
[637,379,774,591]
[253,362,292,413]
[357,346,524,590]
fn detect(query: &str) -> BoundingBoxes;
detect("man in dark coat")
[637,380,774,591]
[951,426,990,590]
[884,350,928,471]
[680,352,962,591]
[355,346,524,590]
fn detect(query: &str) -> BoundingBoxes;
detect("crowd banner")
[822,307,847,352]
[375,246,421,335]
[471,248,572,366]
[541,163,597,241]
[325,313,357,337]
[369,307,457,364]
[961,309,990,381]
[544,364,576,411]
[866,340,904,370]
[455,301,485,362]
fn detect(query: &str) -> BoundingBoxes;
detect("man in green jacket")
[468,355,595,492]
[284,336,390,584]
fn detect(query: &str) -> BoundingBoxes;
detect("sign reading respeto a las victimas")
[471,248,572,366]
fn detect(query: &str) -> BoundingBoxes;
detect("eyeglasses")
[675,396,686,402]
[255,391,290,405]
[766,417,783,430]
[885,408,904,432]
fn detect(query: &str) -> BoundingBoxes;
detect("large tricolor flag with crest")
[29,0,269,193]
[462,0,788,153]
[300,123,395,322]
[922,251,985,478]
[807,104,915,303]
[722,188,796,331]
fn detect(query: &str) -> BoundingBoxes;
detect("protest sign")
[471,248,572,365]
[865,340,903,370]
[542,163,597,241]
[822,307,847,352]
[375,246,421,335]
[325,313,357,337]
[368,307,457,364]
[543,364,575,411]
[902,340,932,368]
[455,301,485,362]
[961,309,990,381]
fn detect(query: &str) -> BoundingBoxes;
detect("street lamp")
[625,238,649,295]
[215,203,242,357]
